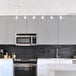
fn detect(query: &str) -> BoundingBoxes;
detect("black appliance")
[14,59,37,76]
[0,49,7,58]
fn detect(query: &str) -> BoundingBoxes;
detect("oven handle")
[15,67,30,71]
[14,63,36,68]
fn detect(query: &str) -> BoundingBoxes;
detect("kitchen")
[0,0,76,76]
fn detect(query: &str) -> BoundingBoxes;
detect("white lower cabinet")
[0,59,13,76]
[49,71,76,76]
[37,59,76,76]
[0,62,2,76]
[49,71,55,76]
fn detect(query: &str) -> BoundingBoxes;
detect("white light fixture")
[24,16,27,19]
[50,16,53,19]
[14,5,19,19]
[32,16,36,19]
[15,16,18,19]
[41,16,44,19]
[59,16,63,19]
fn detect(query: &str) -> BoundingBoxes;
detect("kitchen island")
[0,59,13,76]
[37,58,76,76]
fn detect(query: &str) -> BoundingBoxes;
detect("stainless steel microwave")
[15,33,37,46]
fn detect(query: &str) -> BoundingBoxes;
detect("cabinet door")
[0,16,8,44]
[27,16,37,33]
[46,16,59,44]
[36,16,47,44]
[70,15,76,44]
[0,62,2,76]
[59,15,71,44]
[7,16,16,44]
[2,59,13,76]
[16,16,26,33]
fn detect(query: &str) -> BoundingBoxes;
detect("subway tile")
[0,45,76,59]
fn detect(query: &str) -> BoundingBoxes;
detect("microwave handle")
[31,36,33,44]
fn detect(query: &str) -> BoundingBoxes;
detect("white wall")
[0,0,76,15]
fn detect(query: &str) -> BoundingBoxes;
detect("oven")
[14,59,37,76]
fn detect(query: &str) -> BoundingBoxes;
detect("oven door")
[14,63,36,76]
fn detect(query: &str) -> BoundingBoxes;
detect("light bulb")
[59,16,63,19]
[50,16,53,19]
[15,16,18,19]
[32,16,36,19]
[24,16,27,19]
[41,16,44,19]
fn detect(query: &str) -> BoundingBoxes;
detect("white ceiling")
[0,0,76,15]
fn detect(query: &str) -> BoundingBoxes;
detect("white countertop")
[37,58,76,76]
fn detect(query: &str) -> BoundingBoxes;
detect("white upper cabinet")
[26,16,37,33]
[7,16,16,44]
[69,15,76,44]
[16,16,26,33]
[36,16,47,44]
[0,15,76,44]
[46,16,59,44]
[59,15,71,44]
[0,17,8,44]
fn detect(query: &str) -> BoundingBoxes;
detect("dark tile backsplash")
[0,45,76,59]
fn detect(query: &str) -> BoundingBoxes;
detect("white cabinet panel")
[27,16,37,33]
[70,16,76,44]
[46,16,59,44]
[1,59,13,76]
[36,16,47,44]
[7,16,16,44]
[7,16,27,44]
[0,17,8,44]
[2,60,13,76]
[59,16,71,44]
[16,16,26,33]
[0,62,2,76]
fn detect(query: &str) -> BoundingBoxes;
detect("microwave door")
[16,37,31,45]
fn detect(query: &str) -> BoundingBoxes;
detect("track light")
[15,16,18,19]
[14,5,19,19]
[24,16,27,19]
[41,16,44,19]
[50,16,53,19]
[59,16,63,19]
[32,16,36,19]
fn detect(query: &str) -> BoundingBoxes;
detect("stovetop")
[14,58,37,63]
